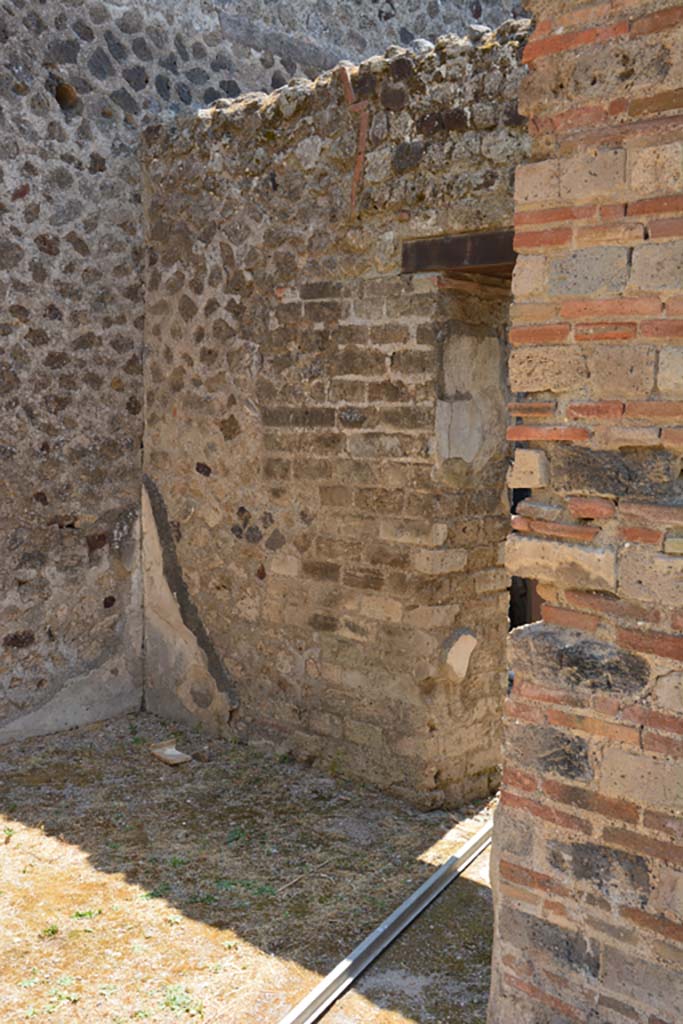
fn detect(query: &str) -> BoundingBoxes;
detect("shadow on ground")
[0,712,493,1023]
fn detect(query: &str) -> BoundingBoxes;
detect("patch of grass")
[45,975,80,1011]
[140,884,170,900]
[169,855,187,868]
[18,971,40,989]
[226,826,246,844]
[72,908,102,919]
[188,890,217,905]
[4,825,15,843]
[162,984,203,1017]
[39,924,59,939]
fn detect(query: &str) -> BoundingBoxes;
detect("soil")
[0,713,494,1023]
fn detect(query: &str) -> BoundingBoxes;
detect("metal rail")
[277,819,493,1024]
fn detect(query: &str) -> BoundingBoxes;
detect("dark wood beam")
[402,229,515,276]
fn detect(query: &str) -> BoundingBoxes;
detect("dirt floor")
[0,713,494,1024]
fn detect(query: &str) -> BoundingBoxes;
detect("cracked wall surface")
[0,0,523,742]
[142,22,530,806]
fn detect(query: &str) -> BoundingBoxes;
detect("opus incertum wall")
[0,0,521,744]
[141,23,530,806]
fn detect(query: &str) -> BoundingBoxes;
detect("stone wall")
[142,23,530,806]
[0,0,521,743]
[489,1,683,1021]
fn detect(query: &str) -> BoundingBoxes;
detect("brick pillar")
[489,3,683,1022]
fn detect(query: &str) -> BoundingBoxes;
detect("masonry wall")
[0,0,521,743]
[142,24,530,806]
[489,2,683,1021]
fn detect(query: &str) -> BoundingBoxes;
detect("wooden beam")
[402,229,515,275]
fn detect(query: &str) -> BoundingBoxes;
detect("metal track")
[277,819,493,1024]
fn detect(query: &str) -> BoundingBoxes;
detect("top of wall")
[216,0,528,87]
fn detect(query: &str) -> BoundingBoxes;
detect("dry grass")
[0,713,494,1023]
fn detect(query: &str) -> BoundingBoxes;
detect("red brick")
[667,296,683,317]
[628,194,683,217]
[643,730,683,757]
[526,520,600,542]
[600,202,627,221]
[662,427,683,450]
[575,322,636,341]
[507,425,591,442]
[523,27,599,64]
[629,87,683,118]
[511,514,532,533]
[501,790,593,835]
[505,699,548,726]
[502,765,539,794]
[622,705,683,736]
[608,98,629,117]
[542,778,640,825]
[545,707,641,745]
[567,497,616,519]
[500,859,571,897]
[560,296,662,319]
[566,590,661,625]
[542,604,600,632]
[603,825,683,867]
[508,400,557,418]
[639,319,683,339]
[553,104,609,133]
[643,809,683,841]
[621,906,683,945]
[625,401,683,422]
[631,5,683,37]
[503,973,583,1022]
[567,401,624,420]
[514,678,590,708]
[619,525,664,545]
[650,217,683,239]
[514,205,596,226]
[619,502,683,525]
[617,627,683,662]
[509,324,571,345]
[515,227,572,250]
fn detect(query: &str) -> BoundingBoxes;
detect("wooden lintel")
[402,230,515,275]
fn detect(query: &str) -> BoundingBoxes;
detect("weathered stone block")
[619,548,683,607]
[658,347,683,398]
[628,141,683,196]
[507,448,550,488]
[630,240,683,292]
[509,346,588,393]
[411,547,468,574]
[514,158,560,206]
[549,247,629,296]
[512,254,547,298]
[508,623,650,695]
[601,748,680,810]
[506,535,617,591]
[586,345,656,399]
[559,148,625,202]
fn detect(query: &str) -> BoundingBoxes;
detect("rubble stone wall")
[142,24,530,805]
[0,0,521,744]
[489,1,683,1021]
